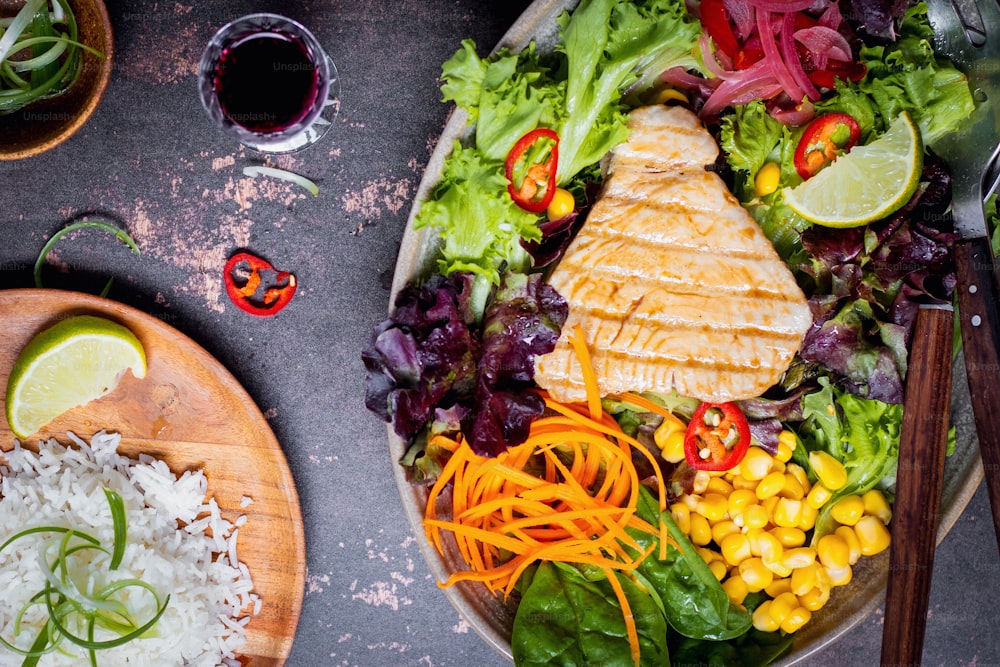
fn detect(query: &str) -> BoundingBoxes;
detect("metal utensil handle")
[955,236,1000,555]
[880,305,954,667]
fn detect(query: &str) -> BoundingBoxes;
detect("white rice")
[0,431,259,667]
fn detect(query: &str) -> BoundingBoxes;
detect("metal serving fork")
[880,1,1000,665]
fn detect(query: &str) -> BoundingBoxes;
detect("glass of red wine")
[198,13,340,153]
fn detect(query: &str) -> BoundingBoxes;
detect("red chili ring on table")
[223,251,297,317]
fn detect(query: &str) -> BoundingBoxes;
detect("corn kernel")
[780,607,812,633]
[739,557,774,592]
[708,559,728,581]
[786,463,811,492]
[748,529,784,562]
[790,561,820,595]
[817,534,851,569]
[652,86,690,105]
[762,495,780,519]
[730,474,758,490]
[830,494,865,526]
[690,513,712,546]
[835,526,862,565]
[765,577,792,598]
[798,584,831,612]
[670,502,691,535]
[657,429,686,464]
[779,473,806,501]
[863,489,893,524]
[826,565,853,587]
[855,515,891,556]
[773,498,804,528]
[752,601,780,632]
[728,489,757,517]
[692,470,712,494]
[696,547,717,564]
[770,526,807,548]
[546,187,577,221]
[740,447,774,481]
[806,482,834,509]
[720,533,753,566]
[798,502,819,531]
[706,476,735,497]
[756,471,786,500]
[653,412,684,441]
[722,575,749,606]
[764,555,792,578]
[696,493,730,523]
[744,504,770,530]
[712,520,741,545]
[754,162,782,197]
[777,430,798,459]
[769,592,799,626]
[783,547,818,570]
[809,451,848,490]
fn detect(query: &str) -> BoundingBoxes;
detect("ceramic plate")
[386,1,985,663]
[0,289,305,666]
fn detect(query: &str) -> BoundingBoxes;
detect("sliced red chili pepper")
[734,47,764,70]
[793,112,862,180]
[700,0,740,60]
[684,401,751,472]
[807,60,867,90]
[223,251,297,317]
[504,128,559,214]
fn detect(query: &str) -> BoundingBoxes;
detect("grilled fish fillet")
[534,105,812,403]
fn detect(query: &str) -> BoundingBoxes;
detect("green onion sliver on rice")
[0,432,260,666]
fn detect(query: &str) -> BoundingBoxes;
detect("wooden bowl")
[0,0,113,161]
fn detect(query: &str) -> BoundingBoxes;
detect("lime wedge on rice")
[783,111,923,228]
[5,315,146,439]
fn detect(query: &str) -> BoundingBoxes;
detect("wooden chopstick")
[880,304,954,667]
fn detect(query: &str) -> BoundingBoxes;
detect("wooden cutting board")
[0,289,305,666]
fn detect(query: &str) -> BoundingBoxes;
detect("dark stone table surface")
[1,1,998,666]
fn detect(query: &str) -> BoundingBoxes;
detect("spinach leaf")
[630,486,753,641]
[670,627,796,667]
[511,561,669,667]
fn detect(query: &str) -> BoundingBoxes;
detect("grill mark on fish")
[534,105,812,404]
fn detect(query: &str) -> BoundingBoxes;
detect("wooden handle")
[880,305,954,667]
[954,236,1000,555]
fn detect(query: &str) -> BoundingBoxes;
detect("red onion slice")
[794,26,854,64]
[756,9,805,103]
[781,13,821,100]
[746,0,819,13]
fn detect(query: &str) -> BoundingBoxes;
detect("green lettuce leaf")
[417,0,701,299]
[796,378,902,543]
[512,561,670,667]
[556,0,701,182]
[415,141,538,285]
[857,2,975,143]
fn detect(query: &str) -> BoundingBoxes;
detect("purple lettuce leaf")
[364,270,567,459]
[363,273,480,442]
[844,0,909,40]
[794,153,954,403]
[465,272,568,456]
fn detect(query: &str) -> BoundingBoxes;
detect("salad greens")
[512,487,753,666]
[795,378,902,543]
[415,0,701,308]
[363,0,982,663]
[720,4,968,404]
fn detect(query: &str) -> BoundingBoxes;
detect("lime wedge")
[783,111,923,228]
[5,315,146,439]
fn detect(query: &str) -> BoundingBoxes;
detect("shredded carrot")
[423,326,674,666]
[568,323,603,421]
[603,566,641,667]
